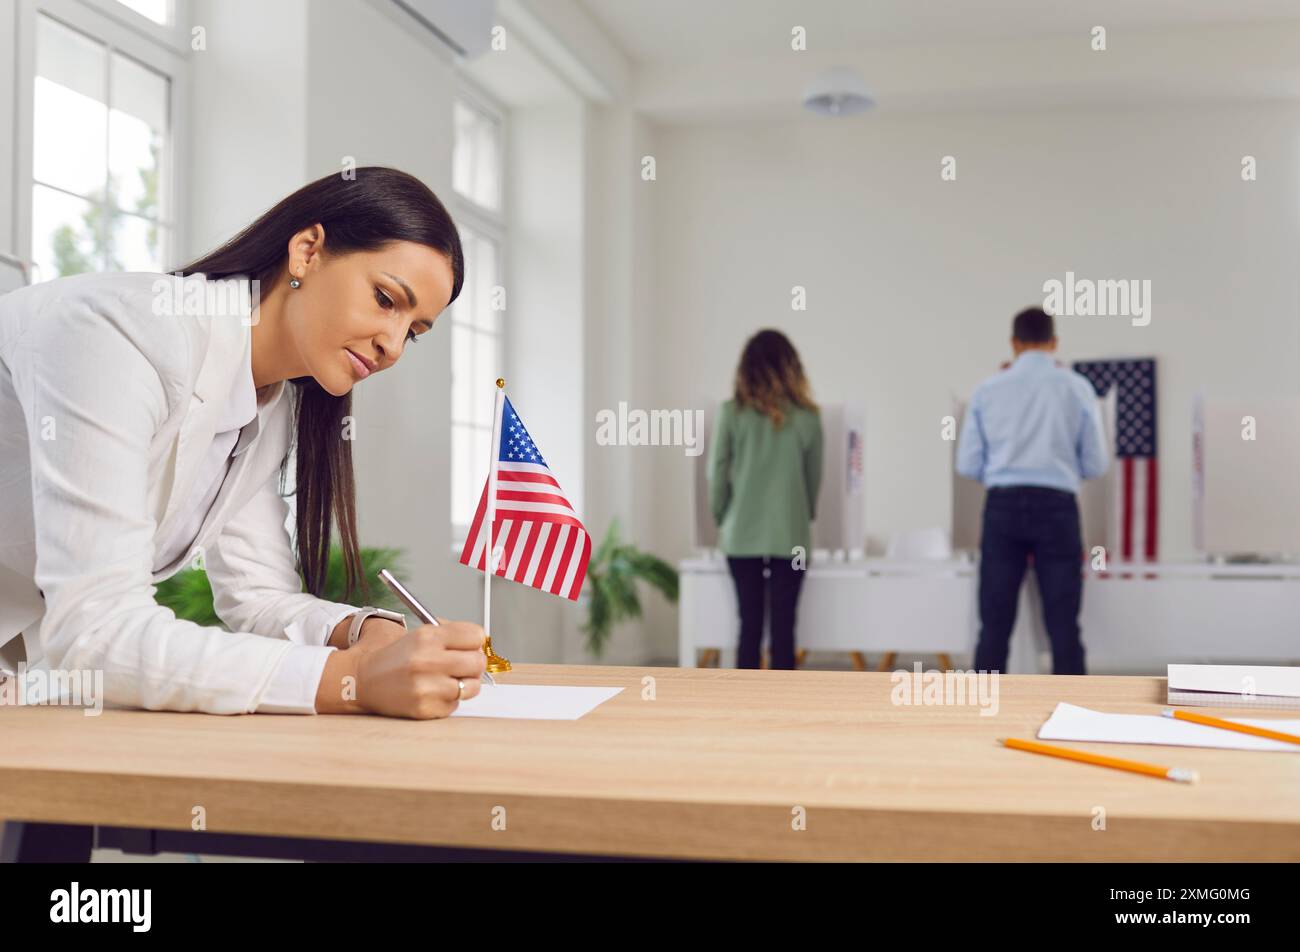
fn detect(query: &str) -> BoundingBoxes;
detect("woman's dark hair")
[175,167,463,601]
[732,329,818,427]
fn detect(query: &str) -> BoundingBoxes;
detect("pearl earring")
[289,277,301,289]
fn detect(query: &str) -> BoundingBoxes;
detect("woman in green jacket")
[707,330,823,670]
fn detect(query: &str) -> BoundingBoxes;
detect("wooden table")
[1,664,1297,861]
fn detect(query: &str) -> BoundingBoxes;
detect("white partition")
[677,556,976,666]
[679,558,1300,673]
[1194,392,1300,558]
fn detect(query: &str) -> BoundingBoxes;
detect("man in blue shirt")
[956,307,1109,674]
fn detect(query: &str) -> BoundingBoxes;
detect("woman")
[0,167,487,718]
[708,329,823,670]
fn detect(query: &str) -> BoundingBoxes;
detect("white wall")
[186,0,309,262]
[582,101,665,663]
[508,103,585,519]
[636,102,1300,654]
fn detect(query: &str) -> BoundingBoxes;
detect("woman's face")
[286,238,456,396]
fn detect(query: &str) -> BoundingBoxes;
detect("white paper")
[1167,663,1300,700]
[450,684,623,720]
[1037,702,1300,753]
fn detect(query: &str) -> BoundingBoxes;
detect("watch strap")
[346,607,406,647]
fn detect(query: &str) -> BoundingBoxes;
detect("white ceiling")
[578,0,1300,64]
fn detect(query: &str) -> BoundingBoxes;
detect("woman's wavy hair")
[175,167,463,601]
[732,329,818,427]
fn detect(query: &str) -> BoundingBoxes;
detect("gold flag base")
[484,636,511,673]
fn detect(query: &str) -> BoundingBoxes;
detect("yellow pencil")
[1162,708,1300,746]
[999,737,1198,783]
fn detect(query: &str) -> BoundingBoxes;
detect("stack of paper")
[1167,664,1300,711]
[1037,702,1300,753]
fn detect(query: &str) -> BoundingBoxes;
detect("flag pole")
[482,377,511,673]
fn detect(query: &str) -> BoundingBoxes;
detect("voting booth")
[1193,393,1300,558]
[950,389,1116,556]
[692,401,865,554]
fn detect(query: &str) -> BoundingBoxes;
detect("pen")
[1162,707,1300,746]
[376,569,495,685]
[999,737,1198,783]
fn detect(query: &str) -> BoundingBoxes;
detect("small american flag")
[847,429,863,493]
[1073,358,1159,563]
[458,395,591,600]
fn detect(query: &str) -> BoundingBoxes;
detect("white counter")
[678,556,1300,673]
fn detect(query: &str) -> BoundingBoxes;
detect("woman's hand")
[351,616,407,653]
[327,611,408,651]
[348,621,488,719]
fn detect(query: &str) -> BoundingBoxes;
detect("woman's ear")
[288,223,327,275]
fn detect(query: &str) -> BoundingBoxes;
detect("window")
[450,90,507,542]
[114,0,171,26]
[450,227,504,531]
[29,12,172,280]
[452,100,501,212]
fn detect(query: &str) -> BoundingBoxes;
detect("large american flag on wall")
[458,396,591,601]
[1073,358,1158,562]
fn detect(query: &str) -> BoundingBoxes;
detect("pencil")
[1162,707,1300,746]
[376,568,496,686]
[999,737,1198,783]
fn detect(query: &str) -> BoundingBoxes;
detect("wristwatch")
[346,606,407,647]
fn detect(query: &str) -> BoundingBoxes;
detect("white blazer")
[0,271,359,713]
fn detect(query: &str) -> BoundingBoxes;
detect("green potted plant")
[581,520,678,657]
[154,545,407,626]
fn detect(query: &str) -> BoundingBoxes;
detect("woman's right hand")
[318,621,488,718]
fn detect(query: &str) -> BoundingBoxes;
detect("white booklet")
[1167,664,1300,710]
[1037,702,1300,752]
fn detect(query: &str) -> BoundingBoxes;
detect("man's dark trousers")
[974,485,1086,674]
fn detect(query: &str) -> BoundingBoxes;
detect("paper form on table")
[450,684,623,720]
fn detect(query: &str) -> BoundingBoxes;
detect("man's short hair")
[1012,307,1055,344]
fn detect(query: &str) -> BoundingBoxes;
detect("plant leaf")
[626,551,680,603]
[154,545,409,628]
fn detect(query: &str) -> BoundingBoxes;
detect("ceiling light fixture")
[802,66,875,117]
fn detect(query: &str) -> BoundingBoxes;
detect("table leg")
[1,820,94,863]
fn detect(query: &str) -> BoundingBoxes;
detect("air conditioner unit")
[390,0,497,58]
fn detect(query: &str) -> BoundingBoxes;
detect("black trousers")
[974,486,1087,675]
[726,556,805,670]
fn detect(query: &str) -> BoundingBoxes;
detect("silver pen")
[376,569,495,685]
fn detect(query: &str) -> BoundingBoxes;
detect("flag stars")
[496,402,548,466]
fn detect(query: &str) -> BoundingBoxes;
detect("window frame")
[451,76,508,227]
[74,0,192,55]
[14,0,190,282]
[449,75,509,547]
